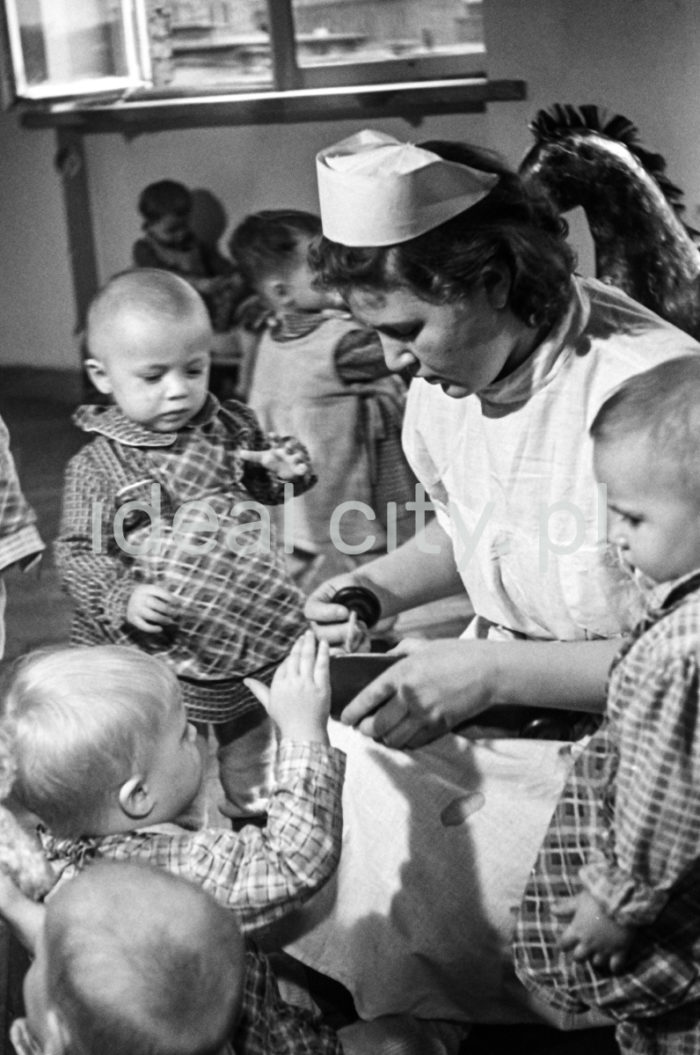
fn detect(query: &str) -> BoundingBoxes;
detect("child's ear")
[261,277,291,314]
[42,1008,72,1055]
[118,775,154,821]
[84,358,113,396]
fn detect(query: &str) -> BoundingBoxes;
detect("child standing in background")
[230,210,418,590]
[515,356,700,1055]
[0,417,44,659]
[55,269,316,821]
[133,178,247,334]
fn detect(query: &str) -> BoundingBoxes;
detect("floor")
[0,368,621,1053]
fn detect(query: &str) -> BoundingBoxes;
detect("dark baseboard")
[0,366,89,407]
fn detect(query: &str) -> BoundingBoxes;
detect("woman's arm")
[305,517,462,643]
[341,636,619,748]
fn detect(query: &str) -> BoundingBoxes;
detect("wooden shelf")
[18,77,526,134]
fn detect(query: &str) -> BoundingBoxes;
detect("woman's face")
[347,277,535,399]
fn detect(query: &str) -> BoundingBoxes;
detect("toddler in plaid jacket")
[515,357,700,1055]
[55,268,316,821]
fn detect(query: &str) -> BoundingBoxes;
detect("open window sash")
[3,0,151,101]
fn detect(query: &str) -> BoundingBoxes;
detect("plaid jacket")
[514,572,700,1029]
[0,415,44,574]
[55,397,314,721]
[41,740,345,933]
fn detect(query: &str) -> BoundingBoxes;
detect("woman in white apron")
[273,130,700,1049]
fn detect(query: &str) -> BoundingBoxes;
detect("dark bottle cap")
[331,586,381,629]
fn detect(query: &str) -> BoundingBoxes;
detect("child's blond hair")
[46,860,244,1055]
[590,354,700,497]
[3,645,180,837]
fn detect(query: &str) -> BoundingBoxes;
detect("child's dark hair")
[230,209,322,286]
[138,180,193,224]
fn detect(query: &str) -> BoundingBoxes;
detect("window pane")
[291,0,484,69]
[7,0,142,96]
[167,1,274,90]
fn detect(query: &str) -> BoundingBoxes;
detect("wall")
[0,111,77,368]
[2,0,700,370]
[485,0,700,220]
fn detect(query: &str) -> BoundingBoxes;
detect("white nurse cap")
[316,129,499,247]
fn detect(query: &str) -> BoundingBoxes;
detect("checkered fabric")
[236,941,343,1054]
[55,396,313,722]
[0,415,44,573]
[514,572,700,1054]
[41,740,345,934]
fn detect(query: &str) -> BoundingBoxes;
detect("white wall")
[0,111,78,368]
[3,0,700,370]
[485,0,700,220]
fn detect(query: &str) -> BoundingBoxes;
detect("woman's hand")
[305,572,382,647]
[340,638,496,748]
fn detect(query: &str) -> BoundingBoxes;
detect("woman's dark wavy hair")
[310,140,576,330]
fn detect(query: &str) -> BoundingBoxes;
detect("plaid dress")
[55,396,314,722]
[514,572,700,1054]
[0,415,44,658]
[40,741,345,933]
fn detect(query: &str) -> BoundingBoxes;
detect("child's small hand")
[554,889,634,973]
[245,630,330,745]
[239,436,311,482]
[127,584,179,633]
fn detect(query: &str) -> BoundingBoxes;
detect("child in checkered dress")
[0,417,44,659]
[230,209,417,590]
[514,356,700,1055]
[55,268,316,821]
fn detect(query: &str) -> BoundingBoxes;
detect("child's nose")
[165,373,190,398]
[607,512,627,548]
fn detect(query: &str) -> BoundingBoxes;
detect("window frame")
[1,0,526,130]
[2,0,151,101]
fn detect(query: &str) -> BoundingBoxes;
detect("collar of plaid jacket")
[71,394,221,447]
[647,567,700,619]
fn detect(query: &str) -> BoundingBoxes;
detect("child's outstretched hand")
[245,630,330,745]
[554,889,634,973]
[127,584,178,633]
[239,435,312,482]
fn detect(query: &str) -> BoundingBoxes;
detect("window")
[163,0,485,92]
[1,0,523,128]
[2,0,150,99]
